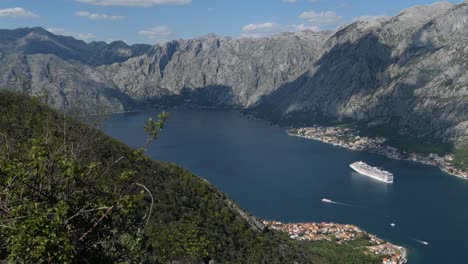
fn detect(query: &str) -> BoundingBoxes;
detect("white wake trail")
[411,237,429,245]
[321,198,354,207]
[416,239,429,245]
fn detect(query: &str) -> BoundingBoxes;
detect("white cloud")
[47,28,96,41]
[0,7,39,18]
[299,10,342,27]
[76,0,191,6]
[241,22,284,38]
[241,22,320,38]
[75,11,125,20]
[242,22,278,32]
[138,26,173,42]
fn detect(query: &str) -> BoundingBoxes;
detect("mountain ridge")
[0,27,152,66]
[0,2,466,148]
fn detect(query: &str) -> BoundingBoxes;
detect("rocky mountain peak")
[0,27,151,66]
[386,2,455,34]
[396,2,454,19]
[0,2,467,147]
[108,40,130,49]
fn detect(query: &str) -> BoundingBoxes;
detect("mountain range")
[0,1,466,148]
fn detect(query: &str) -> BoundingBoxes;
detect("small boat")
[390,221,396,227]
[414,239,429,245]
[321,198,332,203]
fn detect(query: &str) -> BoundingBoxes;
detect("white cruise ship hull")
[350,164,393,184]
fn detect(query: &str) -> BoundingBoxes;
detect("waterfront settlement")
[289,126,468,179]
[262,220,407,264]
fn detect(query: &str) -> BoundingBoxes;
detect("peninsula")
[263,220,407,264]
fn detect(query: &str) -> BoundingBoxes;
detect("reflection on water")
[349,171,392,196]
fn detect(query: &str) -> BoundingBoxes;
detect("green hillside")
[0,91,380,263]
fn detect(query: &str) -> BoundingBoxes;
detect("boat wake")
[321,198,353,207]
[412,238,429,245]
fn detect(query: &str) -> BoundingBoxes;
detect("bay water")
[103,109,468,264]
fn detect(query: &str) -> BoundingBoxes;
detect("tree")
[0,94,170,262]
[143,111,169,152]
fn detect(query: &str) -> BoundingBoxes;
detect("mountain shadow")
[146,85,237,108]
[252,33,393,126]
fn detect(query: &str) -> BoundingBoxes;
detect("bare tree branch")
[65,206,112,225]
[79,205,114,242]
[133,183,154,229]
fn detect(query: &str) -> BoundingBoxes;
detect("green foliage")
[143,111,169,151]
[0,138,149,263]
[355,122,453,155]
[453,147,468,171]
[347,237,374,247]
[0,90,380,263]
[166,221,210,259]
[303,241,382,264]
[0,91,149,262]
[5,201,74,263]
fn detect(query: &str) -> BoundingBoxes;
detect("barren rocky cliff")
[0,2,466,147]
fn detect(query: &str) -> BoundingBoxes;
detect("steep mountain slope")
[98,2,467,146]
[0,90,383,263]
[0,27,151,66]
[101,31,331,106]
[256,2,468,147]
[0,2,466,147]
[0,53,133,112]
[0,29,331,111]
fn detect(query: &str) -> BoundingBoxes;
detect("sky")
[0,0,464,44]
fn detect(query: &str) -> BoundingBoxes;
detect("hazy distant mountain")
[0,2,466,147]
[0,27,151,66]
[0,52,135,113]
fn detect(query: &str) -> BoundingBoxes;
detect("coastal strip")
[288,126,468,180]
[263,220,407,264]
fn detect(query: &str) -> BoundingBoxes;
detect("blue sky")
[0,0,463,44]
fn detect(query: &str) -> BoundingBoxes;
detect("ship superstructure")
[350,161,393,183]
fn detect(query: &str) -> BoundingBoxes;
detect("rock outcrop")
[0,53,134,113]
[0,2,466,146]
[100,31,331,106]
[257,2,467,146]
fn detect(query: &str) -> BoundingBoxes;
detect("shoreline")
[89,107,467,181]
[287,127,468,180]
[101,108,412,263]
[398,246,408,264]
[263,220,408,264]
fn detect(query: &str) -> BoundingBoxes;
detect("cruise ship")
[350,161,394,183]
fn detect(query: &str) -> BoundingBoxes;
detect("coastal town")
[288,126,468,179]
[262,220,407,264]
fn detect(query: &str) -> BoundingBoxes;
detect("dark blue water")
[103,109,468,264]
